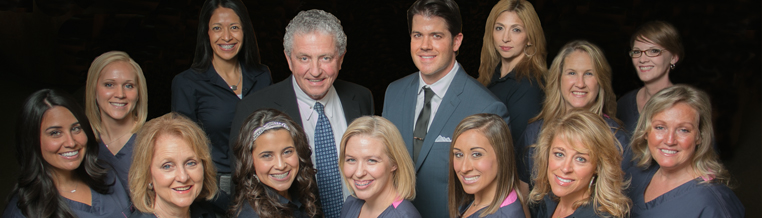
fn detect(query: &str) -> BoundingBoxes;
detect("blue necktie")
[313,102,342,218]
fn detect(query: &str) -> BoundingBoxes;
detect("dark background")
[0,0,759,215]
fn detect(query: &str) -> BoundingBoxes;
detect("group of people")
[2,0,745,217]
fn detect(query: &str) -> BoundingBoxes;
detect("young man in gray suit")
[230,9,373,218]
[382,0,510,217]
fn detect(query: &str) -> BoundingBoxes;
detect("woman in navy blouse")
[85,51,148,190]
[617,21,683,134]
[171,0,272,202]
[229,109,320,218]
[339,116,420,218]
[3,89,132,218]
[625,85,743,217]
[448,114,526,218]
[529,110,630,218]
[477,0,546,146]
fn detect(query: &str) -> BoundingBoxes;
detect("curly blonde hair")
[529,110,630,218]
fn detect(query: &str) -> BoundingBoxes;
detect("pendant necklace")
[229,67,242,91]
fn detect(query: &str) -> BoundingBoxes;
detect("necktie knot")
[423,87,434,103]
[314,102,325,113]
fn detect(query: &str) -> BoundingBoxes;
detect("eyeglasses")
[629,48,663,57]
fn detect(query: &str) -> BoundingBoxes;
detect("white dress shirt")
[292,77,351,200]
[414,62,460,131]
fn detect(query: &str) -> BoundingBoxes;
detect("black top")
[171,64,271,173]
[625,164,744,218]
[616,89,639,134]
[516,116,631,184]
[340,195,421,218]
[2,170,133,218]
[234,186,310,218]
[486,64,544,146]
[128,203,215,218]
[457,190,525,218]
[533,195,609,218]
[97,133,136,194]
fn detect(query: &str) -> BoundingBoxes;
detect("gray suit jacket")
[382,67,509,218]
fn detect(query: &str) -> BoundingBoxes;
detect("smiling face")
[252,129,299,197]
[631,38,678,84]
[647,102,699,172]
[285,31,343,100]
[560,50,599,110]
[492,11,528,69]
[343,135,397,202]
[40,106,87,175]
[547,134,595,203]
[151,134,204,211]
[410,14,463,85]
[452,130,499,198]
[208,7,243,62]
[96,61,138,122]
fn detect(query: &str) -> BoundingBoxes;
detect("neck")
[499,55,523,77]
[50,169,77,193]
[100,113,135,139]
[472,181,498,208]
[364,188,398,213]
[421,59,456,85]
[154,201,190,218]
[555,196,579,218]
[642,77,673,99]
[656,165,697,183]
[211,57,240,77]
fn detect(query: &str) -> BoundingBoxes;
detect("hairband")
[251,121,290,142]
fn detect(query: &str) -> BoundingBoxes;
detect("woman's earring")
[670,64,676,69]
[253,174,260,183]
[148,183,153,190]
[524,44,537,57]
[588,175,597,191]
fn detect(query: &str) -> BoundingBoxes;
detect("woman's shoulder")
[491,190,525,218]
[2,194,24,218]
[690,181,744,216]
[382,199,421,218]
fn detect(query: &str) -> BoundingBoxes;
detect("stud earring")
[148,183,153,190]
[670,64,675,69]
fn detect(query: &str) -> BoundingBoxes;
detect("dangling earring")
[670,64,676,69]
[524,44,537,57]
[588,175,597,191]
[253,174,260,183]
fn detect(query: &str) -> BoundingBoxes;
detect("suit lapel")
[336,81,361,123]
[401,77,419,165]
[414,69,466,170]
[274,77,303,127]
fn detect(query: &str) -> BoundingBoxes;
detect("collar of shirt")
[417,61,460,98]
[491,62,517,84]
[292,76,339,122]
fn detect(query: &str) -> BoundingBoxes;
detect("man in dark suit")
[230,9,373,218]
[382,0,509,217]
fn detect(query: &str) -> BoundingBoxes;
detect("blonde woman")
[516,40,629,184]
[625,85,743,217]
[529,110,630,218]
[339,116,420,218]
[85,50,148,189]
[477,0,546,146]
[448,114,525,218]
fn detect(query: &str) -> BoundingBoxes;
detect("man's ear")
[452,32,463,52]
[284,50,293,72]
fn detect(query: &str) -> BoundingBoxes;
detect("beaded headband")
[251,121,290,142]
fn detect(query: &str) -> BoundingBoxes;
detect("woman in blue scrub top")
[2,89,132,218]
[625,85,743,218]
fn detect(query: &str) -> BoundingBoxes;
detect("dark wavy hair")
[229,109,320,218]
[191,0,261,73]
[10,89,110,218]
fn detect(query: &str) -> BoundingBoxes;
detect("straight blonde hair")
[339,116,416,200]
[85,51,148,140]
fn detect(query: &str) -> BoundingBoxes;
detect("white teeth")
[355,180,371,186]
[660,149,677,154]
[639,66,654,70]
[421,56,434,59]
[221,44,234,49]
[174,186,190,191]
[557,175,571,183]
[308,79,323,82]
[572,91,586,95]
[271,172,289,179]
[60,151,78,157]
[464,176,479,181]
[111,102,126,107]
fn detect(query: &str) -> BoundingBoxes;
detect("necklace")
[60,181,79,193]
[229,67,242,91]
[105,132,130,148]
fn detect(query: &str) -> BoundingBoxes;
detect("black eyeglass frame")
[628,48,663,58]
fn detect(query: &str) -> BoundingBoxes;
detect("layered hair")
[532,40,619,126]
[191,0,261,73]
[477,0,546,87]
[11,89,110,218]
[529,110,630,218]
[448,114,521,218]
[630,85,728,184]
[85,51,148,141]
[284,9,347,57]
[130,112,218,213]
[230,109,319,218]
[407,0,462,39]
[339,116,416,200]
[630,20,684,66]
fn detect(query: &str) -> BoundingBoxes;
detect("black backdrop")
[0,0,759,215]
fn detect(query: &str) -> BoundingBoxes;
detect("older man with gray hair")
[230,9,374,218]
